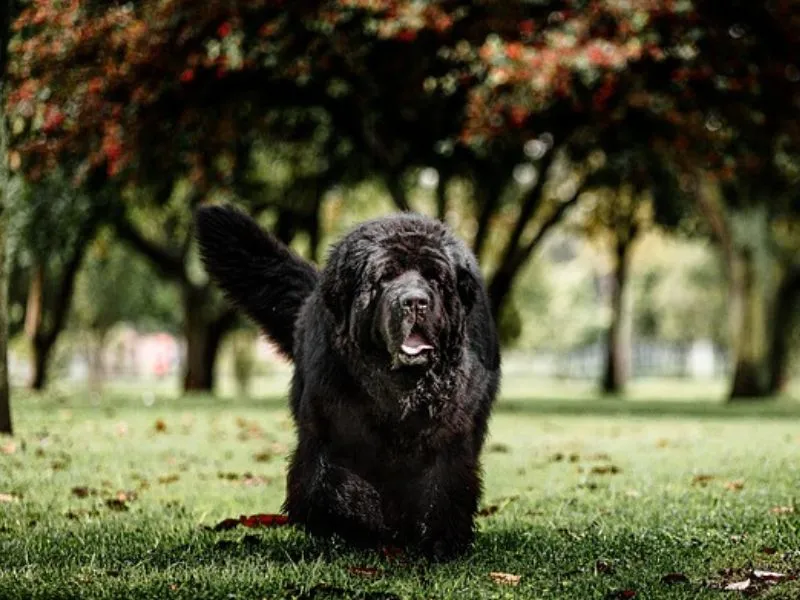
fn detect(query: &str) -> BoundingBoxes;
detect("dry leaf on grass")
[212,513,290,531]
[595,560,615,575]
[489,572,521,586]
[0,493,21,503]
[752,570,789,582]
[348,567,383,577]
[1,441,17,455]
[770,505,795,515]
[661,573,690,585]
[158,474,180,485]
[487,443,510,453]
[590,465,621,475]
[71,486,97,498]
[691,474,715,486]
[724,480,745,492]
[724,579,751,591]
[154,419,167,433]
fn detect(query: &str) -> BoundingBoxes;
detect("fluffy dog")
[196,207,500,559]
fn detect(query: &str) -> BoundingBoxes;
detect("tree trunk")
[602,236,633,395]
[181,284,236,393]
[25,266,46,389]
[767,268,799,394]
[29,334,54,391]
[0,75,11,434]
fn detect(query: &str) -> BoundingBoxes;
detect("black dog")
[196,207,501,559]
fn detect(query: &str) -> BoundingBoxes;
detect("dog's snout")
[400,289,430,314]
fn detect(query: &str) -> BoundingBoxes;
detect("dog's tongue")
[401,332,434,356]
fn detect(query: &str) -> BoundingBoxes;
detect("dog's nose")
[400,290,429,314]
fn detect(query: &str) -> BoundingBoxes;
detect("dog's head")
[321,214,481,374]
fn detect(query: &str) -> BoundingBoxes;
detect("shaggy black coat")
[196,206,501,560]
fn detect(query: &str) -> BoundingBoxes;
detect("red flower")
[506,42,523,61]
[520,20,535,35]
[42,108,65,133]
[395,29,417,42]
[509,105,528,127]
[217,21,232,38]
[180,68,195,83]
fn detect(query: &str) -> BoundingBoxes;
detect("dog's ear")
[319,247,354,331]
[456,265,479,314]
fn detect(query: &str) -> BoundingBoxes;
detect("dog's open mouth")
[400,331,435,357]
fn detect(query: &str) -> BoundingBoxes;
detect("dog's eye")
[422,268,439,282]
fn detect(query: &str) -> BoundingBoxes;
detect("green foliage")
[71,231,181,335]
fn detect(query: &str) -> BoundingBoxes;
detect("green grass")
[2,378,800,599]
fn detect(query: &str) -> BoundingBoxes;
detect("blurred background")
[0,0,798,415]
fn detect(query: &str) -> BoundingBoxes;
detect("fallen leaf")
[770,505,795,515]
[348,566,382,577]
[158,474,180,485]
[691,474,715,486]
[590,465,621,475]
[51,459,70,471]
[661,573,690,585]
[239,513,289,528]
[115,490,137,502]
[71,486,96,498]
[154,419,167,433]
[655,438,670,448]
[569,453,581,463]
[489,572,521,586]
[487,443,510,453]
[1,441,17,455]
[478,505,499,517]
[724,480,744,492]
[752,570,787,581]
[0,493,20,503]
[105,499,128,511]
[760,547,778,555]
[253,451,274,463]
[724,579,751,591]
[212,518,240,531]
[550,452,565,462]
[212,513,290,531]
[595,559,615,574]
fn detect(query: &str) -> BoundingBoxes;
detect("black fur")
[195,205,318,359]
[196,206,501,560]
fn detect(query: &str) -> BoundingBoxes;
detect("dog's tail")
[195,205,319,361]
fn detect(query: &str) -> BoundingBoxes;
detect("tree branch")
[114,212,186,282]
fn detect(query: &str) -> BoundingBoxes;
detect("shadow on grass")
[14,385,800,422]
[495,395,800,420]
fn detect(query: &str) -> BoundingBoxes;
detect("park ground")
[2,375,800,599]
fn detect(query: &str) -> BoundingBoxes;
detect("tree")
[11,178,103,389]
[71,230,181,389]
[653,1,800,399]
[5,0,682,330]
[0,0,17,434]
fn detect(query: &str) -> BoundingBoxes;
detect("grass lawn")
[2,376,800,599]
